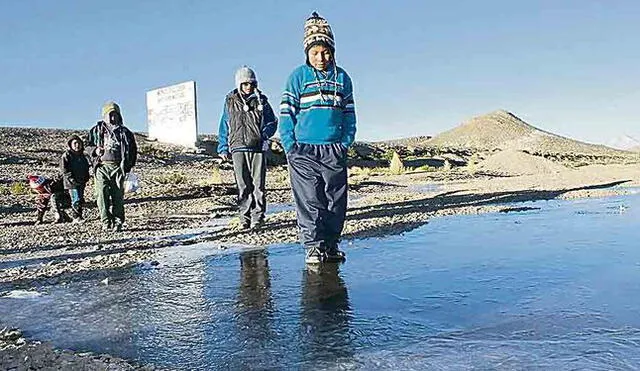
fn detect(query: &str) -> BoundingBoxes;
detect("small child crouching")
[28,175,72,225]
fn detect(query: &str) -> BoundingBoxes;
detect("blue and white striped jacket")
[279,64,356,153]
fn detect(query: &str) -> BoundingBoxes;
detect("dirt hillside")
[477,149,569,176]
[426,110,634,159]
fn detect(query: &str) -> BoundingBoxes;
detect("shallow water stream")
[1,194,640,370]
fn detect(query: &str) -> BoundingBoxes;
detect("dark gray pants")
[232,151,266,224]
[287,143,348,249]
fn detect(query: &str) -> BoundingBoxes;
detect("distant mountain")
[426,110,631,157]
[375,135,432,147]
[606,135,640,151]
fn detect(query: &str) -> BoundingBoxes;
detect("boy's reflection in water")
[235,250,275,363]
[300,263,353,366]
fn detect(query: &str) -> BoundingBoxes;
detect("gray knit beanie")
[235,66,257,91]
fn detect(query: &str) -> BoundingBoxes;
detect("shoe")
[72,216,85,224]
[54,212,65,224]
[325,243,346,262]
[250,219,265,230]
[62,211,73,223]
[102,222,112,231]
[305,245,326,264]
[240,220,251,230]
[112,223,123,232]
[34,211,45,225]
[54,210,72,223]
[325,245,347,262]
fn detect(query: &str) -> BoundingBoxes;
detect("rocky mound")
[426,110,632,159]
[477,149,568,176]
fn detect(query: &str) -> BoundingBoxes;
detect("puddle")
[266,202,295,214]
[407,183,443,193]
[1,194,639,369]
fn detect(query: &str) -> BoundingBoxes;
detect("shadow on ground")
[0,179,630,286]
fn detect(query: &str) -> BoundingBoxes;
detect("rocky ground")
[1,327,157,371]
[1,122,639,369]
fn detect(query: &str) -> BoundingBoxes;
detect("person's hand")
[219,153,229,162]
[95,147,105,156]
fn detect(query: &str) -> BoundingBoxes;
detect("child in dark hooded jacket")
[60,134,91,221]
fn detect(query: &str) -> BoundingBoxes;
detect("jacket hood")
[67,134,85,151]
[101,101,122,125]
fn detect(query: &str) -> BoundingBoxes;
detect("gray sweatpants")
[232,151,266,224]
[287,143,348,249]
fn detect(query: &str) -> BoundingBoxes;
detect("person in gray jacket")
[218,66,277,229]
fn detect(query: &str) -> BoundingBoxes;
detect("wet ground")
[1,194,639,370]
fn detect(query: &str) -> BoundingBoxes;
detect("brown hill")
[426,110,632,158]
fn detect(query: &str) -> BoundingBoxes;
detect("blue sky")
[1,0,638,145]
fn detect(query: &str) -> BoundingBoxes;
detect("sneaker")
[54,212,65,224]
[250,219,265,230]
[112,223,123,232]
[101,223,112,231]
[240,220,251,230]
[55,211,72,223]
[72,217,85,224]
[325,243,346,262]
[62,211,73,223]
[35,211,45,225]
[305,246,326,264]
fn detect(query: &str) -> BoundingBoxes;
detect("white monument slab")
[146,81,198,147]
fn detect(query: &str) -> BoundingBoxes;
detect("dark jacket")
[60,135,91,189]
[217,90,277,154]
[86,121,138,173]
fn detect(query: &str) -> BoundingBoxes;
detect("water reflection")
[221,250,278,368]
[300,263,353,367]
[2,195,640,369]
[236,250,274,343]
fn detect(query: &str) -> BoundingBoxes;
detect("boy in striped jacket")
[279,12,357,264]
